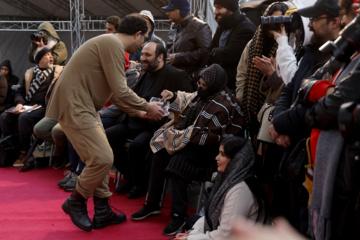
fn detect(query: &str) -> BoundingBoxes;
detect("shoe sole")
[62,199,92,231]
[93,215,127,229]
[13,164,24,167]
[162,221,186,236]
[130,210,161,221]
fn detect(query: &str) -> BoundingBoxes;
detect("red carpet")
[0,166,189,240]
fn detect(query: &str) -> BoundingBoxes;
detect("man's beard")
[47,63,54,69]
[215,10,232,25]
[142,58,159,72]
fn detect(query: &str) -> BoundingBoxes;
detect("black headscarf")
[0,60,19,86]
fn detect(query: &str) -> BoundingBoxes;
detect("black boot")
[62,189,92,231]
[93,196,127,229]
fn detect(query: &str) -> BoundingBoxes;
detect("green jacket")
[28,22,68,66]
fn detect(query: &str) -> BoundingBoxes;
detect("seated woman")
[131,64,246,236]
[176,136,270,240]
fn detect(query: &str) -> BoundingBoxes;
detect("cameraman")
[28,22,68,66]
[297,14,360,239]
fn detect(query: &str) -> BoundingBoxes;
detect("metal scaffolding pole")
[69,0,85,54]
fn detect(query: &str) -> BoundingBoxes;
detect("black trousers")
[106,123,153,189]
[146,149,190,217]
[0,107,46,151]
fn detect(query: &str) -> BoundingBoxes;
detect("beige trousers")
[60,123,113,199]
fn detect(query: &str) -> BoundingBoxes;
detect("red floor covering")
[0,166,184,240]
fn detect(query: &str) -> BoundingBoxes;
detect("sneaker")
[162,213,187,236]
[64,173,78,192]
[58,171,75,187]
[130,202,161,221]
[13,151,27,167]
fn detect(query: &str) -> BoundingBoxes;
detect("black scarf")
[25,66,52,102]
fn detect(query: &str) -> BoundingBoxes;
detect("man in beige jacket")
[46,13,164,231]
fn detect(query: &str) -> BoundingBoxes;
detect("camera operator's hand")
[145,102,164,121]
[269,24,287,40]
[253,56,275,78]
[161,90,174,101]
[32,38,44,47]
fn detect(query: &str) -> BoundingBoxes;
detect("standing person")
[163,0,212,86]
[45,13,165,231]
[28,22,68,66]
[176,137,270,240]
[105,15,121,34]
[207,0,256,92]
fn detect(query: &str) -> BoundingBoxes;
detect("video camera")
[320,15,360,63]
[261,12,302,32]
[30,31,48,43]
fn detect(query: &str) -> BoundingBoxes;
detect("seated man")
[131,64,245,236]
[0,48,64,167]
[106,40,194,199]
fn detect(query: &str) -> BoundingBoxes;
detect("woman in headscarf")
[176,136,270,240]
[131,64,246,236]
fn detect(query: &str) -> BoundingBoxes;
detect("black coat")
[128,63,195,132]
[207,10,256,91]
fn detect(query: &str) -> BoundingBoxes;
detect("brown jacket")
[46,34,147,129]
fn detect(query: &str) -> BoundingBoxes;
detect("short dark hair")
[220,136,247,159]
[106,15,121,30]
[148,40,167,61]
[117,13,148,35]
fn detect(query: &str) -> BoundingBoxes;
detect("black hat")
[34,48,51,64]
[214,0,239,12]
[297,0,341,18]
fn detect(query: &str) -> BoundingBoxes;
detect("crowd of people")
[1,0,360,239]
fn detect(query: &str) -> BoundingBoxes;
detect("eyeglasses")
[309,16,330,23]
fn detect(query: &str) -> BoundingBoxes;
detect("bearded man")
[206,0,256,92]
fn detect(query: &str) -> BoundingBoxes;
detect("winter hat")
[199,63,228,96]
[214,0,239,12]
[0,60,12,76]
[34,48,51,64]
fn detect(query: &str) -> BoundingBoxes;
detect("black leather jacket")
[166,15,212,79]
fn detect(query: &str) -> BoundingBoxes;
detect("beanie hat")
[214,0,239,12]
[34,48,51,64]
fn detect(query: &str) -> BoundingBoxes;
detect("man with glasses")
[46,13,165,232]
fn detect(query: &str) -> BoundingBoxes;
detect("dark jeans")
[146,149,189,216]
[106,123,153,189]
[0,107,46,151]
